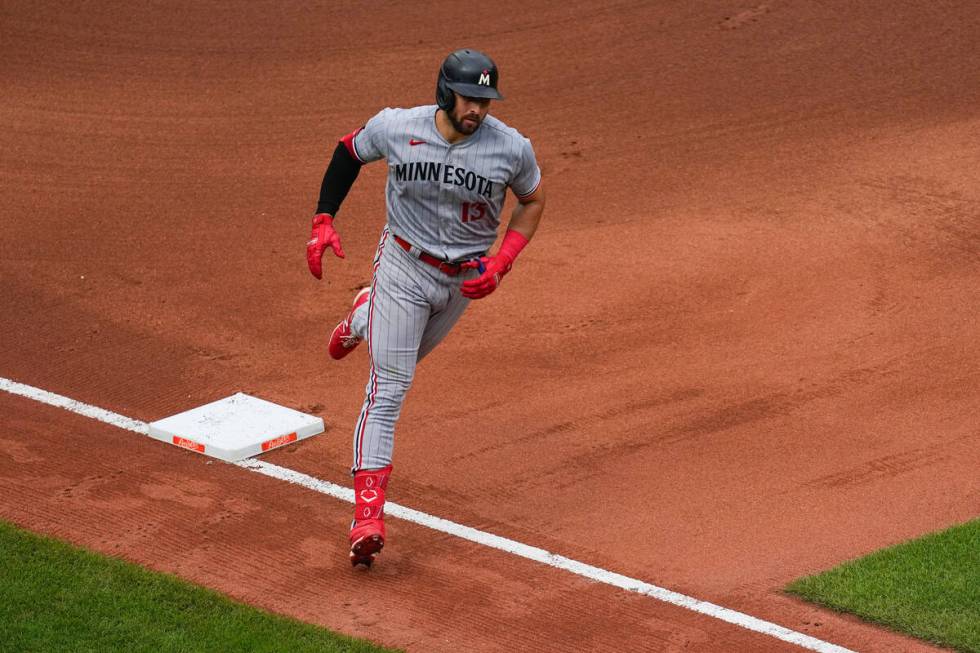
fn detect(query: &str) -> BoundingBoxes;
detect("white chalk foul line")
[1,376,855,653]
[0,378,147,434]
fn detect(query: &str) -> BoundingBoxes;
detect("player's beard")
[449,109,482,135]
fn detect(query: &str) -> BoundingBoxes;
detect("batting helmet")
[436,48,504,111]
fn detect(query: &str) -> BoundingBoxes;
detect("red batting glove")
[461,229,529,299]
[461,255,512,299]
[306,213,345,280]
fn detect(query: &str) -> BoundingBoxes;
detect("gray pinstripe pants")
[350,226,478,471]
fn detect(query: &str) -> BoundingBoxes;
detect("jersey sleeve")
[510,137,542,199]
[348,108,392,163]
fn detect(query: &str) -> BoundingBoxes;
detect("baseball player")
[306,48,545,568]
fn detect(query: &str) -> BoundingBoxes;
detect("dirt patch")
[3,1,979,651]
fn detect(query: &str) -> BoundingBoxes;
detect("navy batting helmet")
[436,48,503,111]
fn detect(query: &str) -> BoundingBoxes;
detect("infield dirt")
[2,2,978,651]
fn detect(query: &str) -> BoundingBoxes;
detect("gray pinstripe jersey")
[350,104,541,262]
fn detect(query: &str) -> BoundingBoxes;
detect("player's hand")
[460,255,513,299]
[306,213,345,280]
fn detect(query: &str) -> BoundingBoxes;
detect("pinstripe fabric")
[352,228,390,469]
[353,105,541,261]
[345,103,541,472]
[350,226,477,471]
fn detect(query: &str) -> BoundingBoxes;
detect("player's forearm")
[315,141,363,216]
[506,194,545,241]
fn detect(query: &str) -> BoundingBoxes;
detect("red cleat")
[329,287,371,360]
[349,520,385,568]
[349,465,391,569]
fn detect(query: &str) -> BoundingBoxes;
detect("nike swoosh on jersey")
[409,139,426,146]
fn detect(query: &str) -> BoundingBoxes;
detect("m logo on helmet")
[478,69,491,86]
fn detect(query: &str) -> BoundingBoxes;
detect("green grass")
[787,518,980,653]
[0,520,400,653]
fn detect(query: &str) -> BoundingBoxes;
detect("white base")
[148,393,324,462]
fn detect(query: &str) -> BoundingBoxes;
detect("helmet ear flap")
[436,68,455,112]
